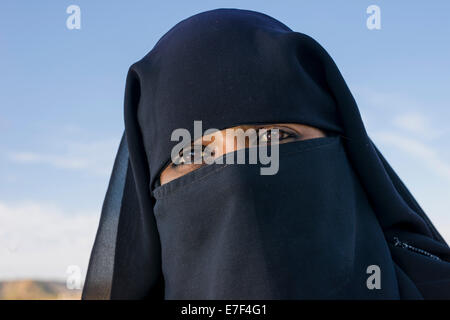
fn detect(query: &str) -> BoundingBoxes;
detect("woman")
[82,8,450,299]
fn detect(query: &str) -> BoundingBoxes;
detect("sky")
[0,1,449,282]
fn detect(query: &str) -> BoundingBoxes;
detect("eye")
[172,144,214,167]
[258,128,296,144]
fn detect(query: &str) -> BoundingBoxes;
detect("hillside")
[0,280,81,300]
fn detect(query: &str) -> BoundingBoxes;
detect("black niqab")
[82,8,450,299]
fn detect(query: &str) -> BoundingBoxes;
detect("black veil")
[82,8,450,299]
[83,69,164,299]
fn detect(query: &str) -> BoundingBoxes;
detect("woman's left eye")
[258,128,294,143]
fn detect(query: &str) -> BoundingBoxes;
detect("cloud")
[392,112,444,140]
[352,86,450,180]
[0,201,99,281]
[373,131,450,182]
[9,152,89,169]
[8,139,118,176]
[351,87,447,136]
[372,109,450,182]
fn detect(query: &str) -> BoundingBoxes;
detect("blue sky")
[0,1,449,281]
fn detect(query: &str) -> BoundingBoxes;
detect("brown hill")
[0,280,81,300]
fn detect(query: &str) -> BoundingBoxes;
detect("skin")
[160,123,326,185]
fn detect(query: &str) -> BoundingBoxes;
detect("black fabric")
[152,137,402,299]
[82,8,450,300]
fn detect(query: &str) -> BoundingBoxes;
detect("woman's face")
[160,123,326,185]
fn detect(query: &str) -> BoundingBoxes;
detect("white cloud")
[0,201,99,281]
[353,86,450,181]
[9,152,89,169]
[373,131,450,181]
[392,112,443,140]
[351,87,448,137]
[8,139,118,176]
[352,87,422,115]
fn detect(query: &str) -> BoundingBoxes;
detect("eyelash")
[171,128,298,168]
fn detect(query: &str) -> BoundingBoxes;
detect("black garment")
[82,8,450,299]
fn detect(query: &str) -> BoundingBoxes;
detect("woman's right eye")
[172,144,208,167]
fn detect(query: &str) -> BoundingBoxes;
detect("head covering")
[82,8,450,299]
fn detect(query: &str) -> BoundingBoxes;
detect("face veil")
[82,8,450,300]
